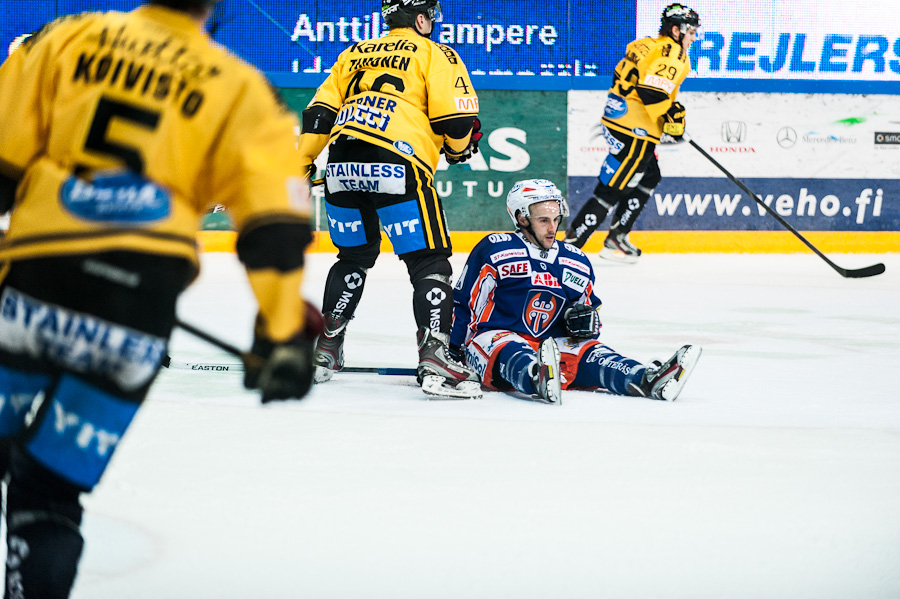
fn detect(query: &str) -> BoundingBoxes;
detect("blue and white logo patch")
[326,162,406,195]
[601,123,625,155]
[60,172,170,223]
[631,127,648,138]
[393,140,415,156]
[377,200,426,254]
[324,201,367,247]
[598,154,622,185]
[604,93,628,119]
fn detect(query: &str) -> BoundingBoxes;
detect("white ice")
[56,251,900,598]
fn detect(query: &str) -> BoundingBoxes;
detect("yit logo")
[777,127,798,148]
[721,121,747,143]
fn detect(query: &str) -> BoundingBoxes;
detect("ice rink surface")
[61,250,899,598]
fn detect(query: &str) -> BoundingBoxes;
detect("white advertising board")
[638,0,900,82]
[568,90,900,178]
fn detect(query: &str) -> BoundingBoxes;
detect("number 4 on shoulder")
[454,76,470,94]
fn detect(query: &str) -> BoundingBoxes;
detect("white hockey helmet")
[506,179,570,227]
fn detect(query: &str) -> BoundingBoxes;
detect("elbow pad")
[301,104,337,135]
[237,220,312,272]
[431,115,477,139]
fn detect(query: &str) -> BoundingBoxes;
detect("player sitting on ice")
[449,179,701,404]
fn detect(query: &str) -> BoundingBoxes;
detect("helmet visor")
[426,1,443,23]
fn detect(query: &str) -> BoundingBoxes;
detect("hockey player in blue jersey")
[450,179,701,404]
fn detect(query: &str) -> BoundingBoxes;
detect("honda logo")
[721,121,747,143]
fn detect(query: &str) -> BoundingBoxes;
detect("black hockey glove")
[564,304,601,339]
[661,101,686,140]
[244,301,325,403]
[442,117,483,165]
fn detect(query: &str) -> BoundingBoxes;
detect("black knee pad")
[335,239,380,270]
[402,251,452,284]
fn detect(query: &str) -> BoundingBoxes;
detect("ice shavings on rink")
[55,252,900,598]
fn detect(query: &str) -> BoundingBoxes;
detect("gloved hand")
[661,101,686,140]
[244,301,325,403]
[564,304,601,339]
[301,163,316,180]
[442,117,482,165]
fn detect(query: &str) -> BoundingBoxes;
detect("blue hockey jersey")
[450,231,601,347]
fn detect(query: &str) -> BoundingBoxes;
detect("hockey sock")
[6,518,84,599]
[321,260,367,321]
[609,185,652,234]
[571,344,643,395]
[497,342,539,395]
[5,450,85,599]
[564,196,610,248]
[412,274,453,341]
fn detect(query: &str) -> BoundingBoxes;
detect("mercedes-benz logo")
[777,127,798,148]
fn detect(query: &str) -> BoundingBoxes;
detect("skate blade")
[538,339,562,405]
[421,375,483,399]
[658,345,702,401]
[599,247,640,264]
[313,366,334,384]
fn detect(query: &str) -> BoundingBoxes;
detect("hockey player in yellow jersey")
[0,1,320,595]
[564,3,699,263]
[300,0,483,399]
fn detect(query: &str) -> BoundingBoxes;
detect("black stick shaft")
[175,319,263,369]
[688,138,884,279]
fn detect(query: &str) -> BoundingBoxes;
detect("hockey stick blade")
[164,358,416,376]
[687,138,885,279]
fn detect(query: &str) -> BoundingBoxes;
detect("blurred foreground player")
[0,1,318,596]
[451,179,701,405]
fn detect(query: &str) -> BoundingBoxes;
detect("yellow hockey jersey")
[301,28,479,174]
[602,35,691,143]
[0,6,311,341]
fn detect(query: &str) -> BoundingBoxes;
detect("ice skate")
[416,328,482,399]
[530,338,562,405]
[628,345,702,401]
[599,229,641,264]
[313,312,349,383]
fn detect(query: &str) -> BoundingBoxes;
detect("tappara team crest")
[522,290,564,337]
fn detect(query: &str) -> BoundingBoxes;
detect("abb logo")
[531,272,561,288]
[499,260,530,278]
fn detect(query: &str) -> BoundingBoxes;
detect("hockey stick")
[170,319,417,376]
[173,318,263,370]
[164,357,416,376]
[687,137,885,279]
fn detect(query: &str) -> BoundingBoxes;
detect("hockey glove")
[244,301,325,403]
[442,117,483,165]
[564,304,601,339]
[662,102,686,140]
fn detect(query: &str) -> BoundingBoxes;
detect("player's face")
[524,201,562,250]
[680,26,697,52]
